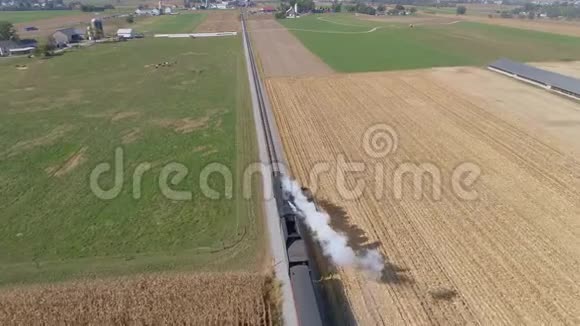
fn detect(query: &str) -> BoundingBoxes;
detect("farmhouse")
[117,28,135,39]
[52,28,85,47]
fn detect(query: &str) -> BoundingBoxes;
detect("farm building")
[488,58,580,99]
[52,28,85,47]
[117,28,135,39]
[0,40,37,56]
[135,8,160,16]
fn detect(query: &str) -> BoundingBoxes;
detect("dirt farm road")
[248,18,333,78]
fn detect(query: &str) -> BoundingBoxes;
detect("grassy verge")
[279,14,580,72]
[0,35,262,285]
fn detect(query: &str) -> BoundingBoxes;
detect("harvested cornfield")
[266,70,580,325]
[195,9,240,32]
[532,61,580,79]
[0,272,280,325]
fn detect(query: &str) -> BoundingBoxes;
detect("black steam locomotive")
[272,174,324,326]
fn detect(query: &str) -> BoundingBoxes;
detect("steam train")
[272,174,324,326]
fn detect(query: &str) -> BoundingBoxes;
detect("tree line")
[495,3,580,19]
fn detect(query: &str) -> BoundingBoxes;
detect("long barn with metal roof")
[488,58,580,99]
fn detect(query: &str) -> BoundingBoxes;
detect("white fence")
[154,32,238,38]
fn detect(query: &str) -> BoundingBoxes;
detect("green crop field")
[0,10,83,24]
[0,35,262,285]
[417,4,518,16]
[280,14,580,72]
[416,6,458,15]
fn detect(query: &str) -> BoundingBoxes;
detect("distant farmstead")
[117,28,135,39]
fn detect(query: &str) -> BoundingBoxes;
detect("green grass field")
[0,33,262,285]
[416,6,458,15]
[280,14,580,72]
[0,10,84,24]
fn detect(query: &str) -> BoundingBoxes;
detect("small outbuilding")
[117,28,135,39]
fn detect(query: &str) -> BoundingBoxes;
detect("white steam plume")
[281,177,385,278]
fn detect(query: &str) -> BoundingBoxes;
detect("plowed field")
[266,70,580,325]
[249,18,333,77]
[195,9,241,32]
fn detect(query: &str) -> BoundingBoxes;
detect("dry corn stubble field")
[532,61,580,79]
[249,18,334,77]
[429,66,580,155]
[266,70,580,325]
[0,272,280,325]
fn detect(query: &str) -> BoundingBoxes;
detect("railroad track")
[241,13,281,171]
[241,11,325,326]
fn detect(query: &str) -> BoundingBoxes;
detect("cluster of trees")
[456,5,466,15]
[345,2,377,15]
[344,1,417,15]
[274,0,423,18]
[495,3,580,20]
[331,1,341,13]
[385,4,417,15]
[35,36,56,57]
[515,3,580,19]
[0,21,18,41]
[543,5,580,19]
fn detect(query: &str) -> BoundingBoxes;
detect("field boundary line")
[287,26,382,34]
